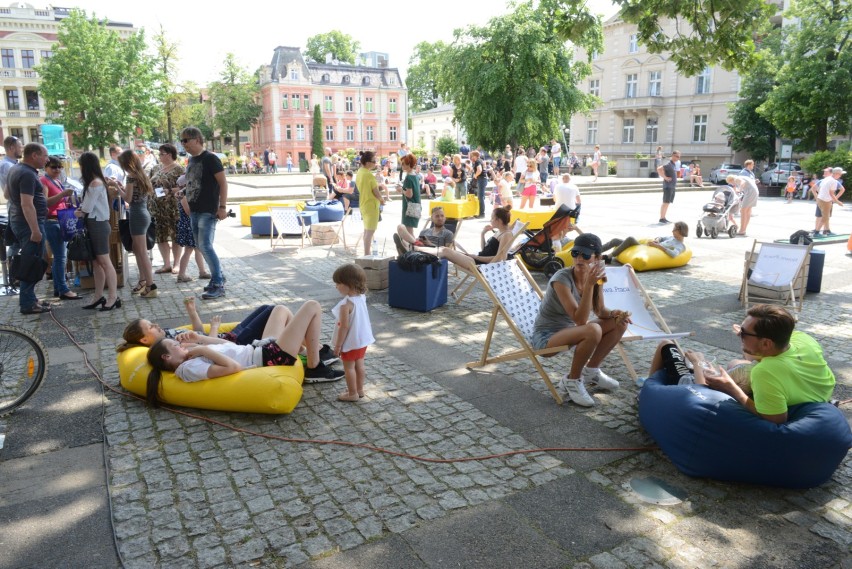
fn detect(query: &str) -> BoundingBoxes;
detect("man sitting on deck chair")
[393,206,455,254]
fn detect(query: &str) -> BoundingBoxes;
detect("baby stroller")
[696,185,738,239]
[517,204,580,277]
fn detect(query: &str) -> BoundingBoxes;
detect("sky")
[68,0,618,85]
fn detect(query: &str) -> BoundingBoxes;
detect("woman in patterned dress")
[174,188,209,283]
[149,143,184,274]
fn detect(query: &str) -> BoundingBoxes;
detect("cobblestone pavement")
[3,190,851,567]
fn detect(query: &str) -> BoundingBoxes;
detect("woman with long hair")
[76,152,120,310]
[118,149,157,298]
[437,206,517,270]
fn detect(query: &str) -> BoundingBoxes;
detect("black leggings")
[660,343,693,386]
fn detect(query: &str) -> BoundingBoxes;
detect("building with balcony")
[0,3,134,148]
[569,13,747,172]
[408,103,467,157]
[252,46,407,165]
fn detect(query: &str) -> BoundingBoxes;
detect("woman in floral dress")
[149,143,184,274]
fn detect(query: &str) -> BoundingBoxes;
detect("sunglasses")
[180,138,194,144]
[732,324,761,339]
[570,250,593,260]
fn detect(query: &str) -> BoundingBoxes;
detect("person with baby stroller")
[696,183,739,239]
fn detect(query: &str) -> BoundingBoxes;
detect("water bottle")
[372,239,378,257]
[635,376,646,388]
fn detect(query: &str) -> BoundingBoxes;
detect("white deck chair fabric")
[742,241,811,312]
[269,206,310,249]
[479,261,542,342]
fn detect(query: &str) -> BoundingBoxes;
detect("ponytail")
[145,338,174,407]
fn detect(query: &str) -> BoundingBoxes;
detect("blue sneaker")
[203,277,227,292]
[201,285,225,300]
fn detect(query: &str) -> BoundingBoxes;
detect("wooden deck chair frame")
[466,258,568,404]
[452,220,530,303]
[269,206,310,250]
[327,204,362,256]
[601,265,692,382]
[740,240,812,314]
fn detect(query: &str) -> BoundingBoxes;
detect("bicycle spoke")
[0,325,48,415]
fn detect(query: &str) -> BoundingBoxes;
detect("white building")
[408,103,467,156]
[0,3,135,148]
[569,13,747,173]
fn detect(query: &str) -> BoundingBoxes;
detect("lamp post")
[560,123,571,173]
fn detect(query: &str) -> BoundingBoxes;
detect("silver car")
[760,162,802,186]
[708,163,743,184]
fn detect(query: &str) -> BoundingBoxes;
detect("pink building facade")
[252,47,407,165]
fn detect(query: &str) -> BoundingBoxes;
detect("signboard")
[780,144,793,159]
[40,124,66,156]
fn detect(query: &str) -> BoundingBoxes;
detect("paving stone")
[590,552,629,569]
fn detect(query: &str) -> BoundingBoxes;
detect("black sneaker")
[319,344,340,366]
[203,277,227,292]
[659,218,671,224]
[393,233,408,256]
[304,363,345,383]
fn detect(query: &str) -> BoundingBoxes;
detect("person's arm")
[402,175,414,199]
[183,297,205,332]
[833,185,845,204]
[474,163,483,179]
[475,230,515,264]
[44,184,74,207]
[214,170,228,220]
[176,331,228,345]
[552,277,594,325]
[333,302,352,356]
[20,193,42,242]
[657,164,669,180]
[702,369,787,424]
[185,345,242,378]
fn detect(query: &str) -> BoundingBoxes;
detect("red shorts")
[341,346,368,361]
[522,185,537,197]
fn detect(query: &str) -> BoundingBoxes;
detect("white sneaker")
[582,368,620,390]
[562,377,595,407]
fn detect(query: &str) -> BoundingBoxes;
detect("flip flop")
[155,267,173,274]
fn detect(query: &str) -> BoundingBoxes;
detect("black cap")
[571,233,602,256]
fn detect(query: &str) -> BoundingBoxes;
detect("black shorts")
[261,341,297,367]
[660,344,692,385]
[662,186,676,204]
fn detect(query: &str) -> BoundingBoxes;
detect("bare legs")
[437,247,477,272]
[263,301,323,369]
[177,247,208,279]
[339,358,366,402]
[363,229,376,256]
[92,253,118,304]
[739,206,753,235]
[131,234,154,287]
[547,317,628,379]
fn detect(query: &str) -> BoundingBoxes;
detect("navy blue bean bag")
[638,370,851,488]
[303,200,345,222]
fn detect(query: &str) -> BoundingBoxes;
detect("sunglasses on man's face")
[570,250,593,260]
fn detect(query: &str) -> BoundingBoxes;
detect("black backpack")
[789,230,813,246]
[396,250,443,278]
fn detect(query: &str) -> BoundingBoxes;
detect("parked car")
[708,163,743,184]
[760,162,802,186]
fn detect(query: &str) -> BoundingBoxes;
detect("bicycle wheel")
[0,324,48,415]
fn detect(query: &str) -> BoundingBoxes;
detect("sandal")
[131,280,146,294]
[154,266,173,274]
[176,275,193,283]
[198,272,211,279]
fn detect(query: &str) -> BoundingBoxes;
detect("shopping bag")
[57,195,85,241]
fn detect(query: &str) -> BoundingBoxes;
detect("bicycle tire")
[0,324,48,415]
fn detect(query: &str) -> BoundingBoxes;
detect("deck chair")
[327,205,362,256]
[602,266,692,381]
[467,258,568,404]
[269,206,311,250]
[741,240,812,313]
[452,220,529,303]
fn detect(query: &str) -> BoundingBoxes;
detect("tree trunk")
[234,127,240,155]
[815,120,828,152]
[167,109,173,143]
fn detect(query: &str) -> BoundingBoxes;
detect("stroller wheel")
[696,223,703,239]
[544,259,564,278]
[728,226,737,238]
[704,227,711,237]
[710,227,718,239]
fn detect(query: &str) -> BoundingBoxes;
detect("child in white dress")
[332,264,376,402]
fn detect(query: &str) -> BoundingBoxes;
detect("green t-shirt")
[751,331,835,416]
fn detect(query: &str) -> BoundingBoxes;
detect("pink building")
[252,47,407,165]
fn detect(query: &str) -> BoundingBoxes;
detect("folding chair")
[740,240,812,313]
[467,259,567,404]
[452,220,529,303]
[269,206,310,250]
[601,266,692,381]
[327,205,362,256]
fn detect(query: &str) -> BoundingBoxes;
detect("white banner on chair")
[603,266,690,340]
[750,244,808,287]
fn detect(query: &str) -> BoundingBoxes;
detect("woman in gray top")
[531,233,630,407]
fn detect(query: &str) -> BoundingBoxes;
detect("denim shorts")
[530,328,557,350]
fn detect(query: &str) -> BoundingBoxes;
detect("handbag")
[119,218,156,252]
[10,252,48,282]
[405,201,422,219]
[67,230,95,262]
[57,194,85,241]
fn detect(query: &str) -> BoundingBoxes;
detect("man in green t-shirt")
[705,304,835,424]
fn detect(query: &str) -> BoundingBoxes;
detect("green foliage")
[612,0,774,75]
[312,105,324,158]
[435,1,597,150]
[209,54,261,151]
[801,149,852,184]
[436,136,458,157]
[152,26,180,142]
[724,29,780,162]
[406,41,448,112]
[759,0,852,151]
[304,31,360,64]
[38,10,164,153]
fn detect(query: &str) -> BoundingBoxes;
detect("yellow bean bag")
[616,243,692,272]
[117,323,304,414]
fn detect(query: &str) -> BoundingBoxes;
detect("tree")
[436,136,458,157]
[435,1,597,150]
[553,0,774,75]
[406,41,448,112]
[304,31,360,64]
[208,54,261,153]
[38,10,163,154]
[759,0,852,151]
[312,105,324,159]
[152,26,180,142]
[724,29,780,163]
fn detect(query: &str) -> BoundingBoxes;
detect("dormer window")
[342,75,350,84]
[322,73,330,83]
[290,67,299,80]
[362,76,371,85]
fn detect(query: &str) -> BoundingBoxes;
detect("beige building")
[0,3,134,148]
[569,13,747,174]
[408,103,467,156]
